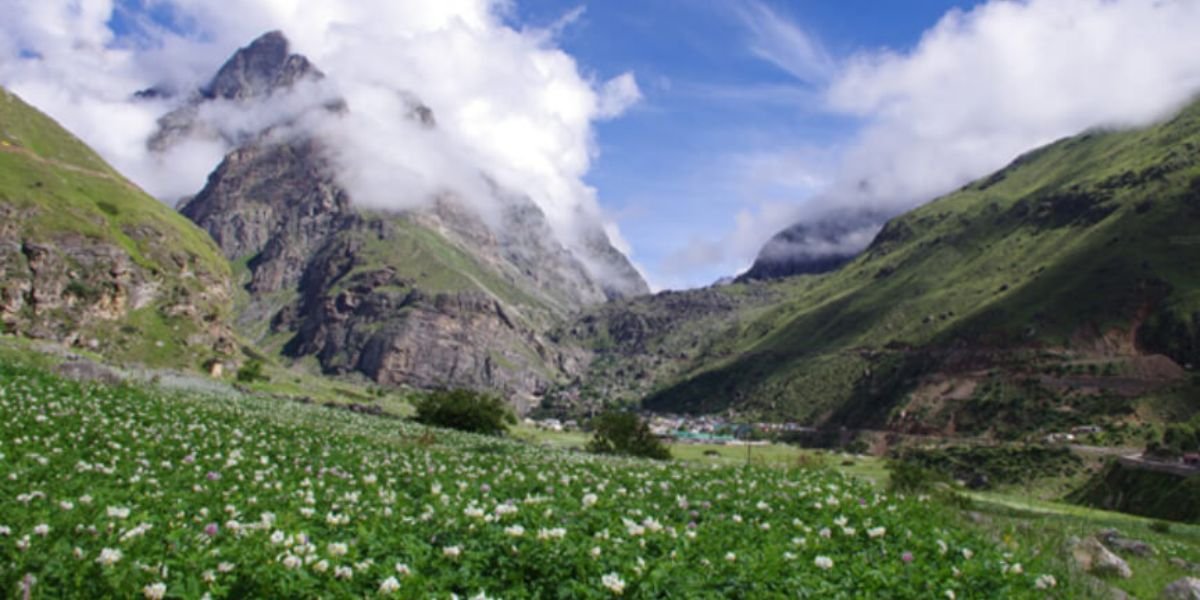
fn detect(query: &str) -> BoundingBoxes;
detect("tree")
[236,359,268,383]
[414,389,515,436]
[586,412,671,460]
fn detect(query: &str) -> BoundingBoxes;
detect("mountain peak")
[201,30,322,101]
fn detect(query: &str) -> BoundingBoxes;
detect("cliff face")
[0,88,234,368]
[171,32,640,403]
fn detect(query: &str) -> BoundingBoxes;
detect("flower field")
[0,362,1069,598]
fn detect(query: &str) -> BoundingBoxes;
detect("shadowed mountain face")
[170,32,646,405]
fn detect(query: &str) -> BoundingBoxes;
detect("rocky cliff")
[0,87,234,368]
[170,32,644,403]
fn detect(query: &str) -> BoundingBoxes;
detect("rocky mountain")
[169,32,646,404]
[568,98,1200,437]
[737,209,886,282]
[0,87,234,368]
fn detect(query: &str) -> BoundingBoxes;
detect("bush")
[586,411,671,460]
[887,459,947,494]
[235,359,268,383]
[413,389,515,436]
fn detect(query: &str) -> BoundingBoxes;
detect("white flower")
[379,576,401,594]
[33,524,49,536]
[590,546,602,558]
[334,565,353,580]
[0,526,10,536]
[143,582,166,600]
[582,493,598,507]
[218,562,235,573]
[328,542,348,557]
[97,548,123,567]
[724,552,737,563]
[944,591,956,600]
[867,527,886,539]
[814,555,833,570]
[601,572,626,595]
[270,530,286,545]
[961,548,973,560]
[537,527,566,541]
[819,527,832,539]
[937,539,948,555]
[313,560,329,573]
[281,555,301,570]
[504,525,525,537]
[59,501,74,511]
[443,545,461,559]
[1035,574,1057,589]
[107,506,131,520]
[395,563,411,576]
[1008,563,1023,575]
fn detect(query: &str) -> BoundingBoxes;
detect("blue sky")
[507,1,987,287]
[10,0,1200,292]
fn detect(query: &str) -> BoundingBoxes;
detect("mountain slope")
[0,87,234,367]
[170,32,645,404]
[574,99,1200,435]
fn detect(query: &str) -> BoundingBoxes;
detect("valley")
[2,8,1200,598]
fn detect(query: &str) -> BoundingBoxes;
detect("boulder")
[1072,537,1133,579]
[1097,528,1157,558]
[1162,577,1200,600]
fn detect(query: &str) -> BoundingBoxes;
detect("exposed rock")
[55,359,123,385]
[1163,577,1200,600]
[1072,536,1133,579]
[1097,529,1156,558]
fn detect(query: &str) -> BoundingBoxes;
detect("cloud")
[735,0,835,85]
[682,0,1200,282]
[823,0,1200,210]
[0,0,643,283]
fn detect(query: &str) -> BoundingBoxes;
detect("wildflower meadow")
[0,363,1069,598]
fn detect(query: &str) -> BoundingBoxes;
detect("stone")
[1072,537,1133,579]
[1097,528,1157,557]
[1162,577,1200,600]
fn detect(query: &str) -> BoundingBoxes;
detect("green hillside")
[580,99,1200,435]
[0,88,233,368]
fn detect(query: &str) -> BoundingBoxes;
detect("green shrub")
[413,389,515,436]
[887,459,947,493]
[586,411,671,460]
[235,359,268,383]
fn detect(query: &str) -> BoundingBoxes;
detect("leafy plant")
[586,411,671,460]
[413,389,515,436]
[235,359,268,383]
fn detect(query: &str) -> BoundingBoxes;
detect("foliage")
[586,411,671,460]
[1068,461,1200,523]
[414,388,515,436]
[235,359,268,383]
[1146,414,1200,457]
[0,362,1073,598]
[897,445,1082,489]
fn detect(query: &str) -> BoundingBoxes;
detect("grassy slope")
[638,99,1200,424]
[0,88,231,367]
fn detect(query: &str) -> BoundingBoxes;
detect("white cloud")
[681,0,1200,282]
[823,0,1200,210]
[0,0,642,282]
[735,0,834,85]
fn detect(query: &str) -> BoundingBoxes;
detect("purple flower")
[687,522,697,529]
[206,471,221,481]
[204,523,219,537]
[182,454,195,464]
[480,484,491,493]
[902,551,914,564]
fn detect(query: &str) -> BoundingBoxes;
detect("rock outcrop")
[172,31,643,403]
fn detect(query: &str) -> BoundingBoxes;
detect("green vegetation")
[0,87,231,369]
[236,359,269,383]
[897,445,1083,490]
[0,361,1084,597]
[585,412,671,460]
[1069,461,1200,523]
[1147,413,1200,457]
[414,388,516,436]
[569,97,1200,434]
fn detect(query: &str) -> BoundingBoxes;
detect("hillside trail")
[0,140,144,193]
